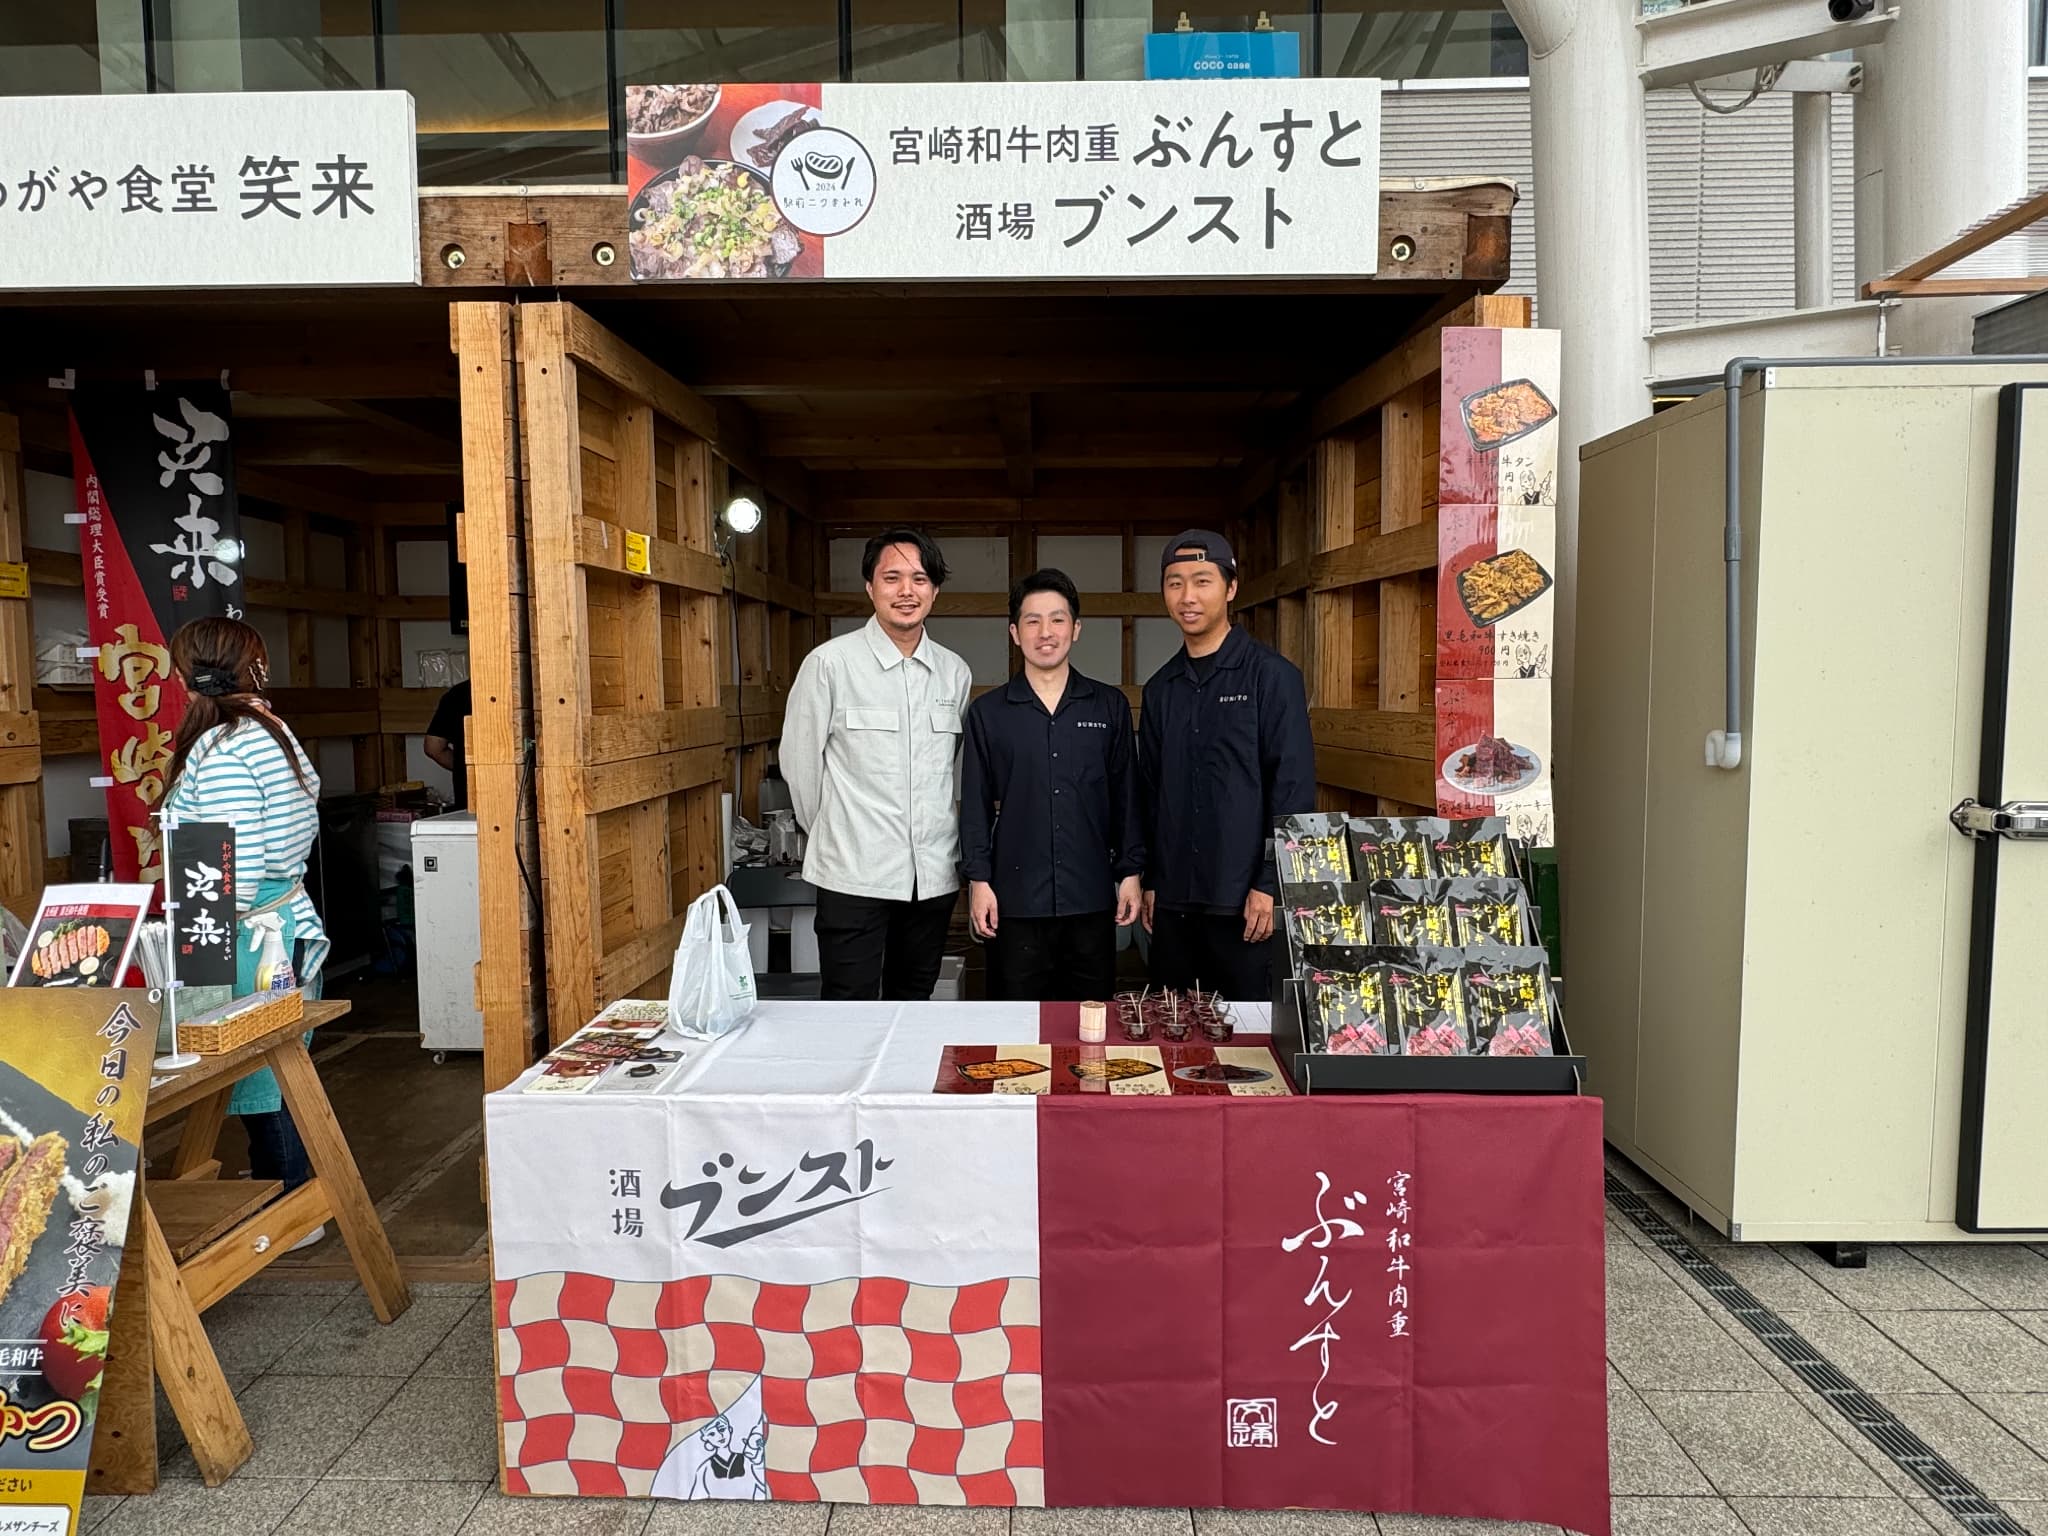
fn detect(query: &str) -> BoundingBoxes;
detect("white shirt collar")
[862,614,931,671]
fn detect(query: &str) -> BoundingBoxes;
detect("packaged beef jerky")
[1385,948,1472,1056]
[1431,817,1514,879]
[1446,877,1535,948]
[1368,880,1456,948]
[1304,964,1391,1056]
[1276,813,1356,885]
[1351,817,1442,881]
[1284,882,1373,950]
[1461,948,1555,1057]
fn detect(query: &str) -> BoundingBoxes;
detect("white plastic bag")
[666,884,758,1039]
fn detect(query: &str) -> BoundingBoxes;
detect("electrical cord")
[1690,65,1778,115]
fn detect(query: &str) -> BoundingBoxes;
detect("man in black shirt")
[961,569,1144,1001]
[424,679,471,810]
[1139,530,1315,1001]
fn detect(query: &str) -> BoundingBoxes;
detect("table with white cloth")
[484,1000,1610,1534]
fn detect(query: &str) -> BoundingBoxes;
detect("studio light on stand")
[717,493,763,565]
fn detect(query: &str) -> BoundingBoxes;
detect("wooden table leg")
[271,1036,412,1324]
[171,1087,231,1180]
[88,1188,158,1496]
[142,1199,251,1485]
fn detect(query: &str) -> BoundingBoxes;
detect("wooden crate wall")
[0,413,42,918]
[454,302,547,1089]
[1231,293,1531,815]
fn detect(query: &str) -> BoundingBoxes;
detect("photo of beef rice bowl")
[628,157,805,280]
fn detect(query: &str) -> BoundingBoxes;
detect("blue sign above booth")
[1144,31,1302,80]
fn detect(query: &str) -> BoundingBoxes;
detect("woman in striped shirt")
[165,618,328,1219]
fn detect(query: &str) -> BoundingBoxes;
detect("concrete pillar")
[1792,91,1833,310]
[1871,0,2028,354]
[1501,0,1652,813]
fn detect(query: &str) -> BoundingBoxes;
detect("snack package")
[1461,947,1556,1057]
[1385,949,1472,1056]
[1447,877,1535,948]
[1369,880,1456,948]
[1351,818,1442,881]
[1431,817,1514,879]
[1304,966,1392,1056]
[1276,813,1355,884]
[1284,882,1373,950]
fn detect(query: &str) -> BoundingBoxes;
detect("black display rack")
[1267,829,1584,1096]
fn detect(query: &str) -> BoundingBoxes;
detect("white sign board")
[0,91,420,290]
[624,78,1380,282]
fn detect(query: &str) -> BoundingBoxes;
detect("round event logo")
[770,127,876,237]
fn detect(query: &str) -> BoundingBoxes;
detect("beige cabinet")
[1568,365,2048,1243]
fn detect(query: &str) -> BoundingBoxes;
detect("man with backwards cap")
[1139,529,1315,1002]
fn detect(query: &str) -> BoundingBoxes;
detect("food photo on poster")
[0,991,153,1532]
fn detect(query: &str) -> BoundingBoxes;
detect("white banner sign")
[0,91,420,290]
[625,79,1380,282]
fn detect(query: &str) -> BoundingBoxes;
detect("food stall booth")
[461,75,1607,1532]
[0,73,1609,1529]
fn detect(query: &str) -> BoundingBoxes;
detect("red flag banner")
[68,386,244,883]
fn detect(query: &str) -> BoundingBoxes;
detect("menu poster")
[0,989,155,1536]
[1434,679,1553,849]
[5,887,153,991]
[1436,502,1558,682]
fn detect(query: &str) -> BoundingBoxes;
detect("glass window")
[377,0,611,183]
[850,0,1075,83]
[1321,5,1525,79]
[2035,0,2047,67]
[615,1,839,87]
[0,10,139,95]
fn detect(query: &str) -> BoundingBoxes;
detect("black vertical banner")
[168,821,238,987]
[72,383,245,633]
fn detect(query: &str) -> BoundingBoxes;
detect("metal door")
[1955,382,2048,1232]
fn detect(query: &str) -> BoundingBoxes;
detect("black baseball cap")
[1160,529,1237,582]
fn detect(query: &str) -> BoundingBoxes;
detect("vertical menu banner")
[68,385,244,884]
[1433,327,1561,847]
[167,822,237,988]
[0,990,154,1536]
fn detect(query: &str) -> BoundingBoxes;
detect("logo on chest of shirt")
[1216,693,1252,705]
[1073,720,1110,730]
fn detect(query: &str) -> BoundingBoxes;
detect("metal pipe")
[1713,354,2048,773]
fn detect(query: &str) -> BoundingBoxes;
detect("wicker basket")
[178,988,305,1055]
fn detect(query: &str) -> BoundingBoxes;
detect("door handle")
[1950,799,2048,841]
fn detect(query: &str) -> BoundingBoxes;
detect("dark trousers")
[988,911,1117,1002]
[1148,905,1273,1002]
[815,886,957,1001]
[243,1110,312,1190]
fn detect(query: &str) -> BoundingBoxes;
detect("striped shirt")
[165,716,328,976]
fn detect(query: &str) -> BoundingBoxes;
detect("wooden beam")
[1310,706,1437,760]
[1866,185,2048,290]
[1864,275,2048,299]
[1000,393,1034,497]
[235,419,456,473]
[452,300,540,1088]
[814,590,1162,619]
[1308,292,1529,441]
[1233,519,1438,609]
[575,515,724,597]
[1310,436,1357,715]
[1314,745,1435,807]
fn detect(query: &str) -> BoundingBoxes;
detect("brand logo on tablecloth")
[659,1138,894,1248]
[1226,1398,1277,1449]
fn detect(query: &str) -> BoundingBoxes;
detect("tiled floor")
[84,1153,2048,1536]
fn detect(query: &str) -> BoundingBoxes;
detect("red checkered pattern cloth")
[495,1272,1043,1504]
